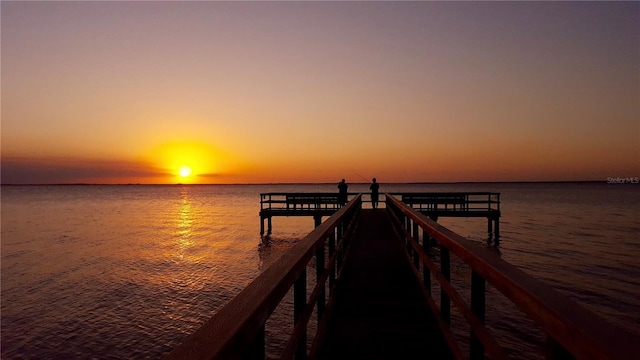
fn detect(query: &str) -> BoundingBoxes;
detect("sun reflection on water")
[175,188,194,262]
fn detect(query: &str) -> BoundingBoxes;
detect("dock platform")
[259,192,502,245]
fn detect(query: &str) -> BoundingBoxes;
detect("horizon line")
[0,180,616,186]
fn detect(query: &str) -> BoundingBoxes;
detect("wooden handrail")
[166,195,362,360]
[260,192,500,211]
[385,194,639,359]
[388,206,505,359]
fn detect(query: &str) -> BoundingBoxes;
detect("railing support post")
[405,216,411,253]
[328,231,336,292]
[294,269,307,360]
[422,226,431,249]
[441,246,450,326]
[471,270,486,359]
[412,221,420,268]
[243,325,265,360]
[545,335,574,360]
[316,243,326,319]
[405,215,410,237]
[422,228,431,294]
[337,222,344,272]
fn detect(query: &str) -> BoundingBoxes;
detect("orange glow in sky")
[150,142,215,183]
[1,2,638,184]
[140,141,248,184]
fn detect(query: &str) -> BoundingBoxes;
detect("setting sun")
[179,166,192,178]
[145,141,228,183]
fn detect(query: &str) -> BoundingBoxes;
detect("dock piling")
[440,246,451,326]
[470,270,486,359]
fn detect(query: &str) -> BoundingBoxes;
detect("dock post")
[441,246,451,326]
[494,218,500,246]
[412,221,420,268]
[316,242,326,319]
[422,228,431,294]
[545,335,573,359]
[260,216,265,235]
[328,231,336,291]
[314,215,322,228]
[487,218,493,245]
[243,325,265,359]
[337,223,344,272]
[428,216,438,248]
[294,269,307,360]
[267,216,272,235]
[470,270,486,359]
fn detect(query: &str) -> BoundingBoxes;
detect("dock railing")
[385,194,638,360]
[260,192,501,242]
[397,192,500,213]
[260,192,500,212]
[166,195,362,360]
[260,193,344,211]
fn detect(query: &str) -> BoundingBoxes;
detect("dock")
[259,192,502,245]
[166,194,639,360]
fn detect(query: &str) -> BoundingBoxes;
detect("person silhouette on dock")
[370,178,380,209]
[338,179,348,206]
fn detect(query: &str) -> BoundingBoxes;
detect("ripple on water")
[1,184,639,358]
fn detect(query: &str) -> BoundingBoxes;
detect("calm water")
[1,183,638,359]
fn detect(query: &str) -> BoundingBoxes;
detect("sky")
[1,1,638,184]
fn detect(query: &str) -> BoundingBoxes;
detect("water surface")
[1,183,638,358]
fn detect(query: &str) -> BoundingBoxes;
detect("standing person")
[370,177,380,209]
[337,179,348,206]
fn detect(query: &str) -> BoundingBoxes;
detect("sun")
[179,166,192,178]
[148,141,233,184]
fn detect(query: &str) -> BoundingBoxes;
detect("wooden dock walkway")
[166,193,639,360]
[318,209,452,359]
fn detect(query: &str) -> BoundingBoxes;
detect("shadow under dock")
[318,209,453,359]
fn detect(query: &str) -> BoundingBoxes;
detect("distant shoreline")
[0,180,613,186]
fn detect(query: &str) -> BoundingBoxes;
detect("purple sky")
[2,1,638,183]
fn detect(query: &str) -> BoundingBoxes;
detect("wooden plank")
[317,209,453,360]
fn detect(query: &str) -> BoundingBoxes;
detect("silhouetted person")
[370,177,380,209]
[337,179,348,206]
